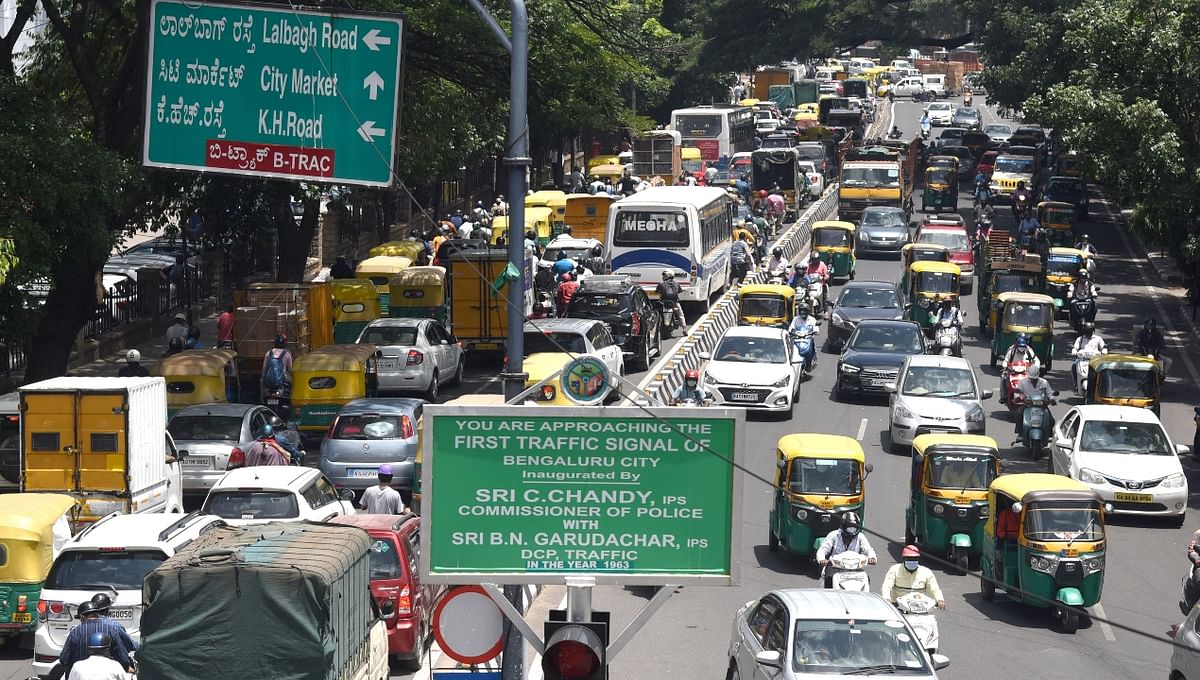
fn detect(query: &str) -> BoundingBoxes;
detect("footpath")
[68,312,222,378]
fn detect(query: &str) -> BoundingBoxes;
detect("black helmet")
[562,225,574,234]
[274,334,287,348]
[1082,322,1095,337]
[941,297,953,308]
[841,511,861,531]
[90,593,113,613]
[591,244,603,257]
[557,250,568,261]
[76,601,100,619]
[1144,318,1157,331]
[772,247,783,258]
[87,631,112,653]
[809,252,820,263]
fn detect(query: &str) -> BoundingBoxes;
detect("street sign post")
[432,586,506,665]
[143,0,404,186]
[420,406,743,586]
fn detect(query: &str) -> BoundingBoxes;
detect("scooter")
[896,592,940,654]
[824,551,871,591]
[1072,348,1105,396]
[1069,295,1098,333]
[791,325,818,377]
[766,266,789,285]
[800,273,825,317]
[654,300,684,338]
[263,385,292,423]
[933,318,962,357]
[1002,359,1029,416]
[1020,393,1058,460]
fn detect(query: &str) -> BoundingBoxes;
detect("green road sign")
[420,406,743,586]
[143,0,404,186]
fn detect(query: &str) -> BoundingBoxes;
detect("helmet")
[772,247,783,258]
[1080,233,1090,241]
[76,601,99,619]
[378,464,394,477]
[274,334,287,348]
[561,272,573,282]
[174,312,186,323]
[901,545,921,559]
[759,190,768,198]
[261,423,274,438]
[684,369,699,386]
[591,244,603,257]
[557,250,568,260]
[796,301,810,317]
[809,252,820,263]
[90,593,112,612]
[1079,268,1090,279]
[841,512,861,531]
[1015,333,1028,348]
[125,349,141,363]
[1082,322,1095,337]
[87,631,112,652]
[1016,180,1026,189]
[662,270,674,280]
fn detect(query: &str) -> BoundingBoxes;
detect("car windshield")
[848,325,923,352]
[956,108,980,117]
[901,366,975,397]
[915,271,957,293]
[994,274,1039,294]
[939,130,964,141]
[1046,180,1081,195]
[46,549,167,590]
[815,229,852,247]
[333,413,409,440]
[168,415,242,442]
[360,326,418,346]
[788,458,861,495]
[1046,256,1082,277]
[524,331,587,355]
[1079,419,1171,454]
[1024,503,1104,542]
[860,211,904,228]
[841,167,900,188]
[741,295,789,318]
[917,231,968,250]
[1002,302,1052,327]
[995,157,1034,174]
[928,452,996,490]
[794,146,825,162]
[838,287,899,309]
[760,137,792,149]
[368,538,404,579]
[204,491,300,520]
[714,335,787,363]
[985,124,1011,135]
[791,619,928,673]
[928,104,951,112]
[568,294,630,317]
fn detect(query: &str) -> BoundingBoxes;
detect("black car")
[937,145,976,180]
[834,320,926,400]
[1041,175,1089,219]
[937,127,967,145]
[565,275,661,370]
[825,281,905,351]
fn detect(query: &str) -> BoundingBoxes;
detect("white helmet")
[126,349,141,363]
[1026,365,1039,379]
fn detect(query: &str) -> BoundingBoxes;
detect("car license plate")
[731,392,758,402]
[868,378,889,387]
[475,343,498,350]
[109,608,133,620]
[349,468,378,478]
[181,457,212,468]
[1115,492,1153,503]
[10,613,31,624]
[378,359,397,369]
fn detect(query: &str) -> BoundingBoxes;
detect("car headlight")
[840,363,861,374]
[771,374,791,388]
[1162,473,1187,489]
[792,506,808,521]
[832,312,848,327]
[1082,555,1105,575]
[858,230,870,242]
[703,373,719,386]
[1028,554,1059,574]
[1078,468,1106,485]
[894,403,913,419]
[966,405,985,423]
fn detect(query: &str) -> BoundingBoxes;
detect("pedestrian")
[164,313,188,345]
[330,256,355,279]
[217,304,235,344]
[456,218,474,240]
[117,349,149,377]
[185,325,201,350]
[359,464,405,514]
[569,167,585,193]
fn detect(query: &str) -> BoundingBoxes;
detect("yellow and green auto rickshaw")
[811,221,857,281]
[922,166,958,212]
[0,493,75,642]
[369,240,427,265]
[491,210,555,248]
[899,243,951,293]
[768,434,873,559]
[904,261,960,328]
[1044,248,1085,319]
[526,189,568,209]
[356,255,413,313]
[1086,354,1163,414]
[990,292,1055,370]
[388,266,448,322]
[1037,201,1077,247]
[738,284,797,328]
[980,259,1043,333]
[290,344,380,433]
[155,349,239,416]
[981,473,1107,633]
[331,280,382,344]
[1058,151,1083,178]
[907,434,1001,573]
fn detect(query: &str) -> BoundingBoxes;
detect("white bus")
[606,186,734,308]
[669,105,756,163]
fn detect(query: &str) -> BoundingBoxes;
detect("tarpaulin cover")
[138,522,372,680]
[768,85,795,110]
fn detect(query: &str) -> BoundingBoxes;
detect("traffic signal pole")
[566,576,593,622]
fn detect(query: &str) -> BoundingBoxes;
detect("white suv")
[201,466,356,526]
[33,512,226,677]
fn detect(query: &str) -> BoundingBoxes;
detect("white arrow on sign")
[363,28,391,52]
[357,120,386,142]
[363,71,385,101]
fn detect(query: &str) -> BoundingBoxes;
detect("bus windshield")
[613,211,689,248]
[675,115,722,138]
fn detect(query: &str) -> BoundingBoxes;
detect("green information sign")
[421,406,743,586]
[143,0,404,186]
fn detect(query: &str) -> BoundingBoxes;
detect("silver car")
[319,397,422,498]
[167,403,281,494]
[357,318,465,401]
[855,206,910,255]
[887,354,992,453]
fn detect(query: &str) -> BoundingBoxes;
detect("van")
[922,74,947,97]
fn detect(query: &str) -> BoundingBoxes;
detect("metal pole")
[182,213,193,326]
[566,581,593,623]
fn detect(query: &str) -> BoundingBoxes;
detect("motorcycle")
[1020,393,1058,460]
[933,318,962,357]
[964,91,974,106]
[766,267,789,286]
[800,273,825,317]
[1002,359,1030,416]
[1069,295,1098,333]
[1072,349,1105,396]
[791,326,817,377]
[263,385,292,423]
[676,395,713,407]
[896,592,940,654]
[654,300,685,338]
[824,550,871,591]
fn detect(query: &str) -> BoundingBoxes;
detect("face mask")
[843,526,859,536]
[904,560,919,572]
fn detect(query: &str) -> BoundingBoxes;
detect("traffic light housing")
[542,610,609,680]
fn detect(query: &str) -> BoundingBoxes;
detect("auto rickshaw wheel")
[768,528,779,552]
[989,350,997,369]
[980,573,996,601]
[955,552,969,575]
[1058,607,1079,634]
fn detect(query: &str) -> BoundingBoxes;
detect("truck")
[838,146,915,222]
[19,377,184,523]
[752,68,795,101]
[750,149,806,220]
[793,79,819,105]
[137,522,390,680]
[233,282,334,401]
[446,246,535,353]
[632,130,681,185]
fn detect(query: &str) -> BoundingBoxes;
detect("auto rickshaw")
[961,130,991,159]
[904,261,961,329]
[907,435,1001,573]
[922,166,958,212]
[356,255,413,313]
[369,240,427,265]
[738,284,796,327]
[981,473,1107,633]
[1058,151,1083,178]
[980,259,1043,332]
[927,155,959,172]
[388,266,448,322]
[331,280,382,344]
[768,434,873,558]
[526,190,568,209]
[0,493,75,642]
[1044,248,1085,319]
[491,210,554,248]
[990,292,1055,370]
[1086,354,1163,413]
[155,349,239,416]
[1037,201,1078,247]
[290,344,380,433]
[811,221,857,281]
[899,243,950,292]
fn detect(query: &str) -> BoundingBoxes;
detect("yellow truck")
[838,145,915,222]
[445,246,535,354]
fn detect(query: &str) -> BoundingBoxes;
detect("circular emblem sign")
[559,355,612,404]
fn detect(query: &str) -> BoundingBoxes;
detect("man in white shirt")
[360,465,405,514]
[68,632,132,680]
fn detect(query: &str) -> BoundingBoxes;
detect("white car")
[700,326,803,415]
[544,235,603,263]
[890,77,926,98]
[32,512,226,676]
[1050,405,1189,522]
[201,466,356,526]
[888,355,991,452]
[357,318,465,401]
[925,102,954,126]
[798,161,825,198]
[1172,602,1200,678]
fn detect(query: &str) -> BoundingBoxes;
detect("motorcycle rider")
[889,125,903,139]
[672,369,712,405]
[766,187,787,229]
[1011,181,1032,216]
[766,247,787,276]
[935,296,964,326]
[242,422,302,466]
[788,301,819,373]
[1017,208,1040,249]
[1014,364,1055,438]
[973,170,992,205]
[816,512,877,586]
[752,189,771,217]
[67,631,132,680]
[919,112,931,138]
[1135,318,1166,357]
[1070,322,1107,388]
[881,545,946,610]
[730,233,754,283]
[803,251,830,306]
[999,334,1041,404]
[1074,233,1098,258]
[655,271,685,331]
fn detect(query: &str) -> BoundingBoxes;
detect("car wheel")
[833,379,844,402]
[448,358,465,387]
[425,371,439,402]
[635,336,651,371]
[399,623,426,671]
[727,661,741,680]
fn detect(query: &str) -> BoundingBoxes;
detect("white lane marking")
[1092,602,1117,642]
[856,417,868,442]
[526,593,569,680]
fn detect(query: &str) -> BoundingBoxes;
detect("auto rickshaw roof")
[1038,201,1076,211]
[526,190,568,207]
[155,349,238,377]
[0,494,75,541]
[908,261,961,275]
[777,433,865,461]
[390,266,447,287]
[369,241,425,259]
[996,292,1055,305]
[1048,247,1086,259]
[912,433,999,456]
[811,220,856,232]
[989,473,1101,504]
[356,255,413,273]
[928,155,960,164]
[331,280,379,301]
[590,164,627,178]
[1088,353,1162,371]
[901,243,949,254]
[739,283,796,299]
[524,352,576,380]
[293,344,378,372]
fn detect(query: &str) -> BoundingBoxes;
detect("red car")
[330,513,445,669]
[914,221,975,294]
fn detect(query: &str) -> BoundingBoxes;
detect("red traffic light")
[543,623,605,680]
